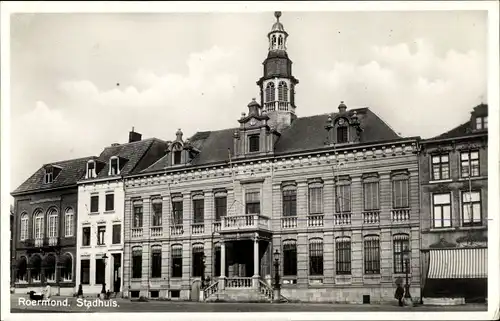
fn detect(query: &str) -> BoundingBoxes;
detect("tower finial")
[275,11,282,21]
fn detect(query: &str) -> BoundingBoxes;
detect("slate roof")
[142,107,403,174]
[91,138,168,180]
[427,103,488,141]
[12,156,95,195]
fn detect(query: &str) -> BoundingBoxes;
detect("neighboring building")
[11,156,94,295]
[419,103,488,304]
[75,129,167,296]
[122,12,422,303]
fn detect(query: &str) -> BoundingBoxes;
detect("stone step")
[205,288,272,303]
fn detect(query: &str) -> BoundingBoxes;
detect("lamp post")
[101,253,108,295]
[273,249,281,302]
[403,246,412,301]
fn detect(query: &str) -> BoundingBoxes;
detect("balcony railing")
[192,223,204,235]
[264,100,290,112]
[222,215,270,232]
[34,238,43,247]
[308,214,324,227]
[392,208,410,222]
[333,213,351,225]
[131,228,143,238]
[150,227,163,237]
[281,216,297,229]
[363,210,380,224]
[47,237,59,246]
[212,222,221,232]
[226,277,252,288]
[170,225,183,236]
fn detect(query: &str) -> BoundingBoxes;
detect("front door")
[112,254,121,293]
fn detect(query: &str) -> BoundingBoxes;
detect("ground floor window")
[132,247,142,279]
[43,255,56,282]
[61,254,73,281]
[214,245,221,277]
[171,245,182,278]
[16,257,28,282]
[151,246,162,278]
[95,258,105,284]
[30,255,42,283]
[80,259,90,285]
[283,240,297,276]
[309,239,324,276]
[192,244,204,277]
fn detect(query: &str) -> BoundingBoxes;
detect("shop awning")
[427,248,487,279]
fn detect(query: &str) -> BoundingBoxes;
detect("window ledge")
[80,245,91,248]
[458,225,487,231]
[96,244,106,247]
[104,210,115,214]
[64,235,74,238]
[429,227,455,232]
[429,179,453,184]
[458,176,485,182]
[89,212,100,215]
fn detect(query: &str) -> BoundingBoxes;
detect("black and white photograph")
[1,1,499,320]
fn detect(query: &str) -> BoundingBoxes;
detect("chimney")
[338,101,347,113]
[129,126,142,143]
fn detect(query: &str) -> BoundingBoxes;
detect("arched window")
[86,160,96,179]
[61,253,73,281]
[265,82,275,103]
[43,254,56,282]
[171,244,183,278]
[335,236,351,275]
[336,118,349,144]
[278,81,288,102]
[30,255,42,282]
[64,208,74,237]
[151,245,162,278]
[32,210,44,240]
[20,213,28,241]
[16,256,28,282]
[272,35,276,46]
[47,208,58,238]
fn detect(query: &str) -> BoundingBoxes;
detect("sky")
[10,10,488,190]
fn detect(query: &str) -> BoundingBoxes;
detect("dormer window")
[337,126,348,144]
[249,135,260,152]
[44,167,54,184]
[475,116,487,130]
[109,157,120,175]
[174,151,182,165]
[86,160,96,179]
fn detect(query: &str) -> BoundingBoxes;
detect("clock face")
[250,119,257,126]
[338,118,345,125]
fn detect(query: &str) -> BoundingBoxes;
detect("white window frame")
[64,208,74,237]
[20,213,28,241]
[432,192,452,228]
[86,160,96,178]
[33,211,44,240]
[109,156,120,175]
[48,209,58,238]
[461,191,482,226]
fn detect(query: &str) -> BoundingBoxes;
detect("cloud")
[317,39,486,138]
[11,46,242,188]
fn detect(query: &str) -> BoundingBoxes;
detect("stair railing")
[203,280,219,301]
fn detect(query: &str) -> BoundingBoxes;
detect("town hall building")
[121,12,422,303]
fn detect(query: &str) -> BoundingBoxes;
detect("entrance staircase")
[202,277,287,303]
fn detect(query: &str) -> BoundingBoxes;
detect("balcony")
[150,227,163,238]
[170,225,183,236]
[131,228,143,239]
[308,214,324,227]
[333,213,351,225]
[363,210,380,224]
[281,216,297,229]
[221,215,271,233]
[392,208,410,223]
[192,223,204,235]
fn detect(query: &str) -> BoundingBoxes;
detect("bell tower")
[256,11,299,132]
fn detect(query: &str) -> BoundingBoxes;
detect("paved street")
[9,295,487,313]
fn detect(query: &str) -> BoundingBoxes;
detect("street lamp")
[403,246,411,300]
[101,253,108,295]
[273,249,281,302]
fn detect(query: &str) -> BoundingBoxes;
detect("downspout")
[417,143,424,305]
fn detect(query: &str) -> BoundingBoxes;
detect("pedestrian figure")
[395,284,404,306]
[77,284,83,298]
